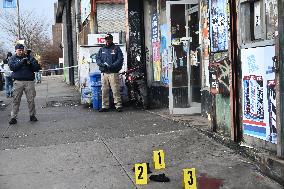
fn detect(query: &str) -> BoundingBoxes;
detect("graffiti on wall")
[152,13,161,81]
[145,47,150,65]
[129,11,142,67]
[218,58,230,95]
[265,0,278,40]
[241,46,277,143]
[160,24,169,85]
[209,57,230,95]
[209,0,229,52]
[209,63,219,94]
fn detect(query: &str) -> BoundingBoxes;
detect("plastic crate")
[89,72,101,87]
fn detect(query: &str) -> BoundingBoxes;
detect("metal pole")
[229,0,240,142]
[66,0,74,85]
[277,0,284,158]
[17,0,20,39]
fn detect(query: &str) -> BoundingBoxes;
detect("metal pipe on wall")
[229,0,240,142]
[66,0,75,85]
[277,0,284,158]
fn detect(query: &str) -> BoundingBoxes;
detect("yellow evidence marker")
[135,163,148,185]
[153,150,166,169]
[183,168,197,189]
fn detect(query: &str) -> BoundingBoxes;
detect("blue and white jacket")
[96,43,124,73]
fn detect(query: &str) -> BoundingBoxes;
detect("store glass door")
[167,1,201,114]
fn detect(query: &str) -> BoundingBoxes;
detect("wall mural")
[218,58,230,95]
[241,46,277,144]
[152,13,161,81]
[160,24,169,85]
[208,57,230,95]
[209,0,229,52]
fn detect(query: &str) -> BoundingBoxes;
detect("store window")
[240,0,278,45]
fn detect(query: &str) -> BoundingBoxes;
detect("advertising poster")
[152,13,161,81]
[209,0,228,52]
[241,46,277,143]
[160,24,169,85]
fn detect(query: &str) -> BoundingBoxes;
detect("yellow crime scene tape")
[39,65,79,72]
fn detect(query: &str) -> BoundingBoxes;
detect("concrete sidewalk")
[147,108,284,186]
[0,76,282,189]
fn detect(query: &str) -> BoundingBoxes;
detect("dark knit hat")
[15,44,25,50]
[105,33,113,39]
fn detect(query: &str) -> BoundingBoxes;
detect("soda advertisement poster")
[241,46,277,143]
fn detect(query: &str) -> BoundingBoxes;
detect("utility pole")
[16,0,20,40]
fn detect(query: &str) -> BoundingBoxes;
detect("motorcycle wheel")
[138,84,148,109]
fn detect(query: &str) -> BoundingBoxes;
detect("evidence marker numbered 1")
[153,150,166,170]
[135,163,148,185]
[183,168,197,189]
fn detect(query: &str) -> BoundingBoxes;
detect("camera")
[22,49,32,64]
[22,57,29,64]
[26,49,31,56]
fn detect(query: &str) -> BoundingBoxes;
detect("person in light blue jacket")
[2,52,13,97]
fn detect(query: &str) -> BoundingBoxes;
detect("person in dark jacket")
[2,52,13,97]
[8,44,41,124]
[96,33,124,112]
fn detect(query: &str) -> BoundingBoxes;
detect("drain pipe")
[66,0,75,85]
[229,0,240,142]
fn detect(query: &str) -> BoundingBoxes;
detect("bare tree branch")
[0,10,61,68]
[0,10,51,56]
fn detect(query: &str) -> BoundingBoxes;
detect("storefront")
[127,0,280,152]
[238,0,278,149]
[143,0,202,114]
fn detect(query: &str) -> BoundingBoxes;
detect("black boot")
[30,115,38,122]
[9,118,17,124]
